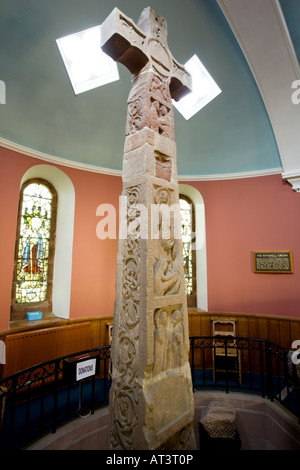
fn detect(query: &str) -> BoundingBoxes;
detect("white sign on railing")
[76,358,97,381]
[0,340,5,364]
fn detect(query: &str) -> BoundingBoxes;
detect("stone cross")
[101,7,196,450]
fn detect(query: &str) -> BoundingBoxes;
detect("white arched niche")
[179,184,208,311]
[21,165,75,319]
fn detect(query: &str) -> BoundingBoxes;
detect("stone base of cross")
[101,7,196,450]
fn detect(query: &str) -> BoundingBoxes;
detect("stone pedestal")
[198,400,241,451]
[200,401,237,440]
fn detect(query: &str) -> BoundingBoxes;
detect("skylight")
[173,54,222,120]
[56,25,119,95]
[56,28,220,117]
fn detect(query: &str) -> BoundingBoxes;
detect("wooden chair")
[106,323,113,378]
[212,319,242,384]
[106,322,113,345]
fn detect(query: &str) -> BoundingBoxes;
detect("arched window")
[11,179,57,322]
[180,194,197,307]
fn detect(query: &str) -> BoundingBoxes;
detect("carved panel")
[110,386,138,449]
[119,14,146,49]
[158,422,196,450]
[150,75,170,103]
[125,73,175,140]
[153,305,184,376]
[149,75,174,140]
[155,151,172,181]
[150,99,174,139]
[110,185,142,449]
[126,96,144,135]
[153,186,181,297]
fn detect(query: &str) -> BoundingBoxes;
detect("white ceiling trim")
[0,136,122,177]
[0,136,282,182]
[217,0,300,190]
[179,167,282,182]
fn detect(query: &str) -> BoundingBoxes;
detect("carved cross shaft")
[100,7,192,102]
[101,7,196,451]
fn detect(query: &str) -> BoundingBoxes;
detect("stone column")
[101,8,196,450]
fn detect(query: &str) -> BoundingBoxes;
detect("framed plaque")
[253,251,293,274]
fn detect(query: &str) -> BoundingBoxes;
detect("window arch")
[11,179,57,322]
[179,184,208,312]
[180,194,197,307]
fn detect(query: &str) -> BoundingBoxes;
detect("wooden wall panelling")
[203,315,213,369]
[237,317,250,372]
[102,316,113,346]
[90,318,101,349]
[247,317,259,339]
[1,313,299,380]
[189,312,213,369]
[246,317,258,373]
[94,316,111,379]
[200,315,211,337]
[188,314,192,337]
[279,320,291,350]
[189,311,201,337]
[231,316,248,373]
[257,317,269,342]
[205,313,214,369]
[236,316,248,338]
[268,318,284,376]
[62,322,92,356]
[188,312,201,369]
[2,322,92,377]
[87,316,113,349]
[187,312,300,376]
[89,317,105,349]
[289,320,300,345]
[268,319,280,346]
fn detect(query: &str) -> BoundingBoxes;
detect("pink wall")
[186,175,300,318]
[0,148,31,330]
[66,168,121,319]
[1,145,300,331]
[0,146,121,330]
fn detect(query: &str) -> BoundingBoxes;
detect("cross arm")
[169,60,192,101]
[100,7,149,75]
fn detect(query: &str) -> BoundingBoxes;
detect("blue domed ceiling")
[0,0,298,177]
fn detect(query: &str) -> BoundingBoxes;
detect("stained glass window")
[11,179,57,318]
[180,195,196,306]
